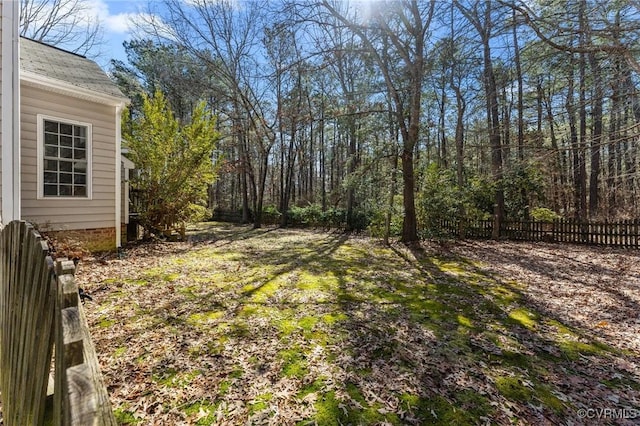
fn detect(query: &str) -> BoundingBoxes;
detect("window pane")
[60,161,73,172]
[60,123,72,135]
[60,136,72,147]
[74,126,86,138]
[44,121,58,133]
[74,137,86,149]
[44,160,58,172]
[73,186,86,197]
[45,145,58,157]
[75,149,86,160]
[74,174,86,185]
[60,148,73,159]
[44,184,57,196]
[73,162,86,173]
[44,172,57,184]
[59,173,72,184]
[45,133,58,145]
[59,185,72,196]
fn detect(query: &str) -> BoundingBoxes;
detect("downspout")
[1,0,20,224]
[115,104,122,248]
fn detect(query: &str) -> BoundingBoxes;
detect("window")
[38,116,91,198]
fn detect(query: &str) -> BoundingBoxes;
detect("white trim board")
[1,0,21,224]
[21,70,128,108]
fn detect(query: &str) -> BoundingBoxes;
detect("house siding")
[20,84,117,232]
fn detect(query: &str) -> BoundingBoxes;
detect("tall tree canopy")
[111,0,640,241]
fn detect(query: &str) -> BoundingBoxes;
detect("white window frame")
[37,114,93,200]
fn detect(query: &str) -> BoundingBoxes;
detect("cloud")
[89,0,141,34]
[105,12,148,34]
[93,1,175,41]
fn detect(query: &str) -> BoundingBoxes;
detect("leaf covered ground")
[76,223,640,425]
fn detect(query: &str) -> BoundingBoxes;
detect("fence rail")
[439,218,640,248]
[0,221,115,425]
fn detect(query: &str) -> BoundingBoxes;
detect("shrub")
[530,207,561,222]
[262,205,281,225]
[320,208,346,229]
[417,165,493,238]
[347,209,372,231]
[123,91,219,238]
[368,195,403,239]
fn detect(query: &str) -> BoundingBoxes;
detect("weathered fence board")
[0,221,55,425]
[438,218,640,248]
[0,220,115,425]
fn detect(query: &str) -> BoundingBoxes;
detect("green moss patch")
[113,407,140,424]
[278,347,309,378]
[186,310,225,326]
[508,307,538,330]
[249,393,273,414]
[183,401,217,425]
[495,376,533,402]
[558,339,606,359]
[97,316,116,328]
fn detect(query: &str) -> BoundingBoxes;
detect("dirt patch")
[450,240,640,353]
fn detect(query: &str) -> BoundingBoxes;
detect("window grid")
[42,120,88,197]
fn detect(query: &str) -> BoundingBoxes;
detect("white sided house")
[1,3,131,251]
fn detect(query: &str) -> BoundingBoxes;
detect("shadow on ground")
[80,223,640,425]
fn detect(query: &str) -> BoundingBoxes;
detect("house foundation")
[45,227,117,253]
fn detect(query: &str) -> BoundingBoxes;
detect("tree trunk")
[608,75,621,217]
[346,114,358,231]
[483,30,504,238]
[280,129,297,227]
[543,83,564,213]
[452,83,466,238]
[253,139,272,229]
[401,148,418,243]
[238,129,250,223]
[438,80,448,168]
[513,8,528,219]
[565,52,581,219]
[576,0,588,220]
[385,111,399,245]
[588,51,603,218]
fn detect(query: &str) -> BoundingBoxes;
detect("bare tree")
[316,0,437,244]
[505,0,640,74]
[455,0,506,238]
[20,0,104,56]
[138,0,278,228]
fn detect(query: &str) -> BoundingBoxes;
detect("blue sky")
[93,0,150,68]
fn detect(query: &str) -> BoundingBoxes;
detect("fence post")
[54,260,117,426]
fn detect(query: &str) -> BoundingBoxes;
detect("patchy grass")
[77,223,640,425]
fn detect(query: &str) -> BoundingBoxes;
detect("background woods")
[112,0,640,241]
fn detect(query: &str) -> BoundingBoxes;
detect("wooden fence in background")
[0,221,115,425]
[439,218,640,248]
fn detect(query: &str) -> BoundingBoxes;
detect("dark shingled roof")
[20,37,127,101]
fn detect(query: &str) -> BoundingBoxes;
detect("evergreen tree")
[123,91,220,237]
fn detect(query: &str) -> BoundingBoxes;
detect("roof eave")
[20,70,130,107]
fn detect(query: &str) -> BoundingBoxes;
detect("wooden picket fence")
[0,221,115,425]
[439,218,640,248]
